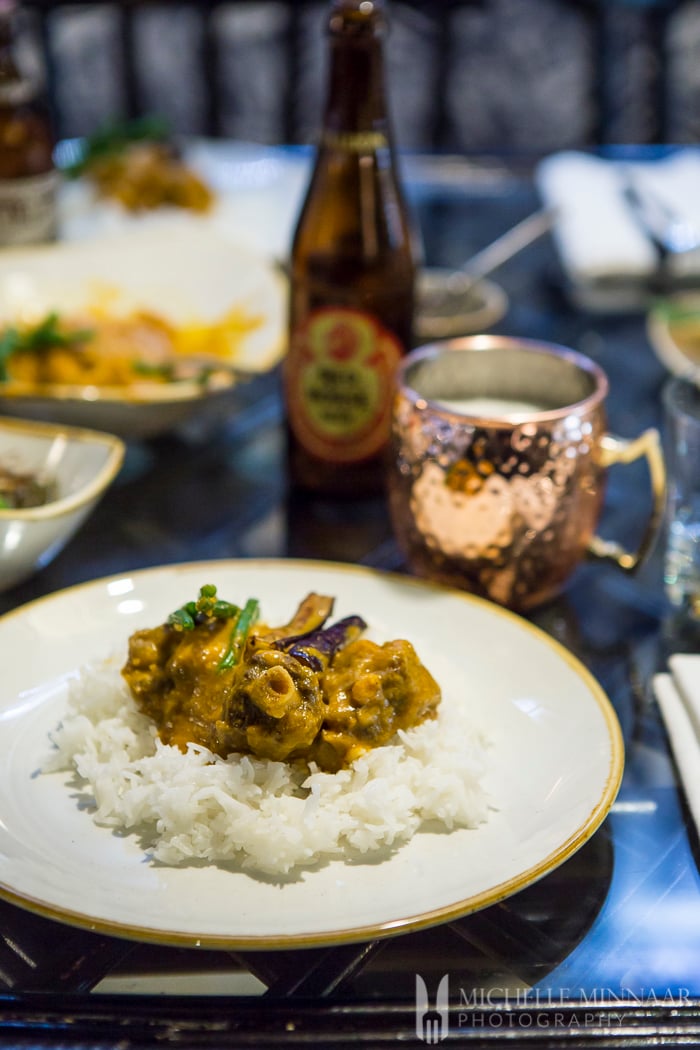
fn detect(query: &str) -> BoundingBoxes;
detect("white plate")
[0,559,623,949]
[0,224,287,439]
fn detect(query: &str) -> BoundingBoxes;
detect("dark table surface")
[0,148,699,1048]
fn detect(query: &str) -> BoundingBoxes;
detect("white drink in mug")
[436,396,547,417]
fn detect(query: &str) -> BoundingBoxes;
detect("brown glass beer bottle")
[285,0,417,497]
[0,0,57,247]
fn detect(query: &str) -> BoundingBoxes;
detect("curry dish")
[89,141,214,213]
[122,586,441,772]
[0,307,262,389]
[87,142,214,213]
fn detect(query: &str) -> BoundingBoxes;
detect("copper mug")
[388,335,666,610]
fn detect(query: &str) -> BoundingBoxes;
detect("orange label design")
[288,307,402,464]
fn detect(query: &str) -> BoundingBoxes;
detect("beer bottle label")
[288,306,402,464]
[0,171,58,246]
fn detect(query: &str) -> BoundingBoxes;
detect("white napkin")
[653,654,700,837]
[536,149,700,308]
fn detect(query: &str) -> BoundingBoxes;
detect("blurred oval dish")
[0,224,287,439]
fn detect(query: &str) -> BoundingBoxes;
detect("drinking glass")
[663,376,700,617]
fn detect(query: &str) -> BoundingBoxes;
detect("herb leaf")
[218,598,259,672]
[0,313,94,381]
[63,115,171,178]
[0,327,20,381]
[166,585,257,670]
[167,585,240,632]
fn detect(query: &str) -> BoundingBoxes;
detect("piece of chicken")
[122,617,234,751]
[313,638,442,771]
[214,646,325,762]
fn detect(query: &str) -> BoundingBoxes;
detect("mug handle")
[587,429,667,572]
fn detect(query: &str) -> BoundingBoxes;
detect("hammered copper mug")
[388,335,666,611]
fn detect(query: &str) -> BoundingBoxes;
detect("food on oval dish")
[0,306,263,389]
[122,585,442,772]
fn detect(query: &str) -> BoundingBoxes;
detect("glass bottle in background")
[0,0,57,246]
[285,0,417,497]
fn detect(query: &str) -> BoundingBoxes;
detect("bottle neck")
[321,0,390,145]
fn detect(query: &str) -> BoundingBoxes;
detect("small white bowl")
[416,270,508,341]
[0,417,124,592]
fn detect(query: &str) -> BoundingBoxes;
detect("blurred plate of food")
[56,126,310,262]
[0,223,287,439]
[58,115,215,214]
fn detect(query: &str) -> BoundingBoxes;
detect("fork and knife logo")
[415,974,450,1043]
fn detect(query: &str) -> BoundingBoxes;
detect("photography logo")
[415,974,449,1043]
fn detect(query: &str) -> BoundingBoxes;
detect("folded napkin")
[536,149,700,309]
[653,654,700,837]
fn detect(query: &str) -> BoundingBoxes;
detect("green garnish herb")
[132,360,222,387]
[167,584,239,632]
[0,328,18,382]
[166,585,258,671]
[62,114,171,179]
[167,604,198,631]
[0,312,94,381]
[652,299,700,325]
[218,598,260,673]
[131,361,177,381]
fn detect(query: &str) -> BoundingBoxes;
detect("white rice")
[45,658,493,876]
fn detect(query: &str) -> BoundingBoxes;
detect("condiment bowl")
[0,417,124,592]
[416,271,508,340]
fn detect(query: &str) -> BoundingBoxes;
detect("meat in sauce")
[121,586,441,772]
